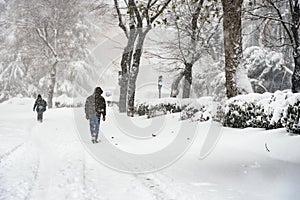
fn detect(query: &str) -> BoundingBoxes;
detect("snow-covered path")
[1,98,300,200]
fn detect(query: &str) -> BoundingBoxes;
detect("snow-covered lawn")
[0,98,300,200]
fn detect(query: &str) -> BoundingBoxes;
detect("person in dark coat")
[33,94,47,122]
[85,87,106,143]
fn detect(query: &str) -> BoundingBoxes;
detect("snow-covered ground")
[0,98,300,200]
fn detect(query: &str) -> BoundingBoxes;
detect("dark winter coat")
[85,92,106,118]
[33,97,47,113]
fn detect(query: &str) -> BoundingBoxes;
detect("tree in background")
[170,0,222,98]
[146,0,222,99]
[246,0,300,93]
[114,0,171,116]
[0,0,106,105]
[222,0,253,98]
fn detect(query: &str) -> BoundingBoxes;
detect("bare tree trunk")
[170,71,184,97]
[182,63,192,98]
[47,59,58,108]
[118,59,129,113]
[127,31,148,117]
[292,54,300,92]
[116,0,136,113]
[291,0,300,93]
[181,0,203,99]
[222,0,243,98]
[119,39,135,112]
[115,0,171,115]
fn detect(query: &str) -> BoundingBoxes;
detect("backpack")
[38,99,47,112]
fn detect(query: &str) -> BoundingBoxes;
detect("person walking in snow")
[33,94,47,122]
[85,87,106,143]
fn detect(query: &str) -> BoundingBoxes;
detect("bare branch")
[150,0,171,23]
[265,0,294,46]
[36,27,58,58]
[114,0,128,38]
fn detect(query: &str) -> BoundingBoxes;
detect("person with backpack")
[33,94,47,122]
[85,87,106,143]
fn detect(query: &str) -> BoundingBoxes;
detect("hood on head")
[94,87,103,95]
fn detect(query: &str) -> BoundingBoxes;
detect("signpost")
[158,75,163,98]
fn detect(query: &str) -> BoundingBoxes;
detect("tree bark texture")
[291,0,300,92]
[127,31,147,116]
[221,0,243,98]
[47,59,58,108]
[182,63,193,98]
[170,71,184,97]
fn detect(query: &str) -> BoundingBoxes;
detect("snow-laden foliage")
[135,98,183,118]
[0,0,106,102]
[243,46,292,93]
[224,91,300,133]
[53,94,84,108]
[180,97,213,122]
[286,103,300,134]
[135,97,213,122]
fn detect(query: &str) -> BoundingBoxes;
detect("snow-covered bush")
[54,95,84,108]
[135,97,213,122]
[285,102,300,134]
[135,91,300,133]
[223,101,268,128]
[135,98,183,118]
[223,91,300,131]
[283,95,300,134]
[180,97,213,122]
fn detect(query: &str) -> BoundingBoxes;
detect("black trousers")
[37,112,43,122]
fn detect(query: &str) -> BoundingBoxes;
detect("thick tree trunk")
[118,71,128,113]
[292,54,300,92]
[181,0,203,99]
[127,31,147,117]
[47,59,58,108]
[118,47,132,113]
[221,0,243,98]
[117,2,136,113]
[182,63,193,98]
[291,1,300,93]
[170,71,184,97]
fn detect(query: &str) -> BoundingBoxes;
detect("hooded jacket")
[85,87,106,117]
[33,95,47,112]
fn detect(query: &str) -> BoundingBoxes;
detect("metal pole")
[158,75,163,99]
[159,88,161,98]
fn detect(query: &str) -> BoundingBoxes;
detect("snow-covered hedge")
[285,96,300,134]
[135,98,185,118]
[135,97,213,121]
[180,97,213,122]
[223,101,269,128]
[223,91,300,133]
[54,95,84,108]
[134,91,300,133]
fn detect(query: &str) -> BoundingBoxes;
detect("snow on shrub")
[223,91,300,132]
[134,91,300,133]
[284,94,300,134]
[223,100,268,128]
[135,98,184,118]
[134,97,213,121]
[180,97,213,122]
[54,95,84,108]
